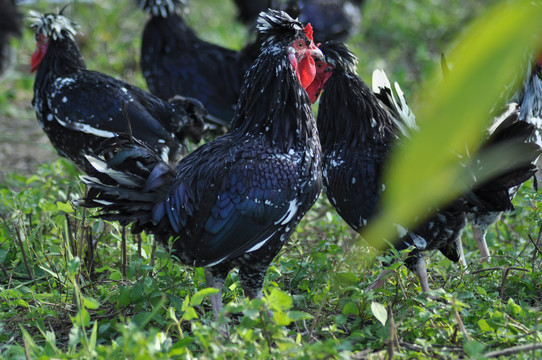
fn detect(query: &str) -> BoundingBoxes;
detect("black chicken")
[0,0,22,77]
[138,0,262,128]
[464,104,540,263]
[78,10,323,317]
[29,10,207,172]
[442,53,542,263]
[313,41,540,291]
[233,0,365,42]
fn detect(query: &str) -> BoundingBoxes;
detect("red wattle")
[31,39,49,73]
[31,49,42,73]
[305,78,321,104]
[297,55,316,90]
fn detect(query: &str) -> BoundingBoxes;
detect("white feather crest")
[28,10,79,41]
[139,0,179,17]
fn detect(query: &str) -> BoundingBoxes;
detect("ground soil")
[0,98,57,181]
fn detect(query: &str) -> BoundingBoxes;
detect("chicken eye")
[297,41,305,48]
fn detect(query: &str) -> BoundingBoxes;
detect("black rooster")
[78,10,323,317]
[0,0,22,77]
[441,53,542,263]
[464,104,541,263]
[138,0,262,128]
[29,10,207,172]
[313,41,540,291]
[233,0,365,43]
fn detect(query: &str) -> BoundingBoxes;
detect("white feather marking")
[275,199,298,225]
[394,224,408,238]
[204,256,228,267]
[246,232,276,253]
[85,155,140,187]
[55,117,117,138]
[93,199,115,206]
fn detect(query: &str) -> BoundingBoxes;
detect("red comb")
[304,23,313,41]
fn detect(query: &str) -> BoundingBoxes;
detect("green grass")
[1,0,542,358]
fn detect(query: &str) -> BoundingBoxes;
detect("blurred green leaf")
[190,287,219,307]
[83,296,100,310]
[273,311,293,326]
[342,302,359,316]
[370,301,388,326]
[266,288,293,312]
[56,201,75,214]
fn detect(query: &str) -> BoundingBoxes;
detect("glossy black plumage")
[139,0,261,127]
[0,0,22,77]
[316,41,540,291]
[30,11,207,172]
[515,59,542,184]
[79,9,322,317]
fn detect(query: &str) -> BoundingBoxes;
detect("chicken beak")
[309,46,323,61]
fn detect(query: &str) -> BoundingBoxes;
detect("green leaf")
[464,340,486,357]
[273,311,293,326]
[131,311,152,326]
[266,288,293,312]
[12,298,29,307]
[119,287,131,307]
[168,339,191,356]
[476,286,487,296]
[25,175,41,185]
[371,301,388,326]
[168,307,179,322]
[88,321,98,353]
[83,296,100,310]
[130,282,145,303]
[56,201,75,213]
[342,302,359,316]
[288,310,312,321]
[67,257,81,277]
[19,326,36,349]
[74,308,90,328]
[477,319,492,332]
[333,271,359,286]
[243,307,260,320]
[108,271,122,281]
[190,287,219,307]
[182,306,198,321]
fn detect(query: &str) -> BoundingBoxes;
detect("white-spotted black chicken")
[29,10,207,172]
[313,41,540,292]
[138,0,262,128]
[441,52,542,263]
[463,103,541,262]
[0,0,22,78]
[78,10,323,317]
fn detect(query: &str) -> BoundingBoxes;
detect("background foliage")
[1,0,541,358]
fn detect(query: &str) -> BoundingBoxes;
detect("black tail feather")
[464,106,541,212]
[77,135,176,234]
